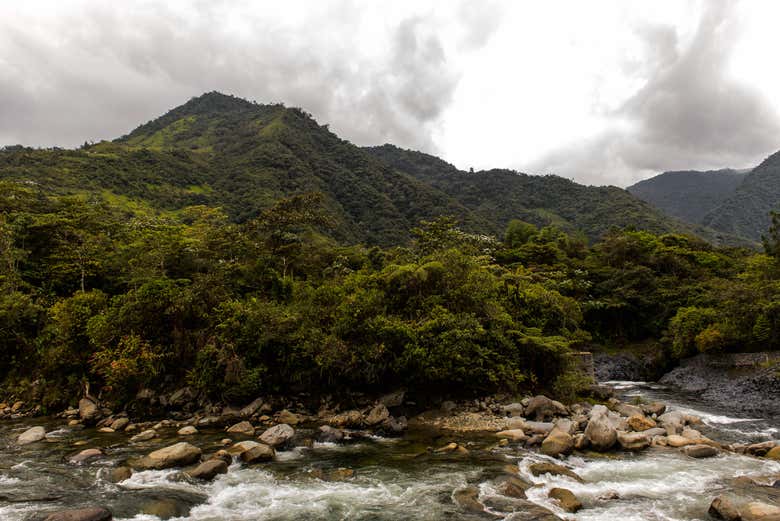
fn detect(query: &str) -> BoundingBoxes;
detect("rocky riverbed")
[1,383,779,521]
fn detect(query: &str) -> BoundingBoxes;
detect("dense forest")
[2,92,780,411]
[2,178,780,411]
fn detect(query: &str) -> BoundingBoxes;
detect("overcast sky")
[1,0,779,186]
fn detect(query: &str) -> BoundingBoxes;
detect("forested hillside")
[3,92,780,409]
[628,169,746,223]
[1,92,689,246]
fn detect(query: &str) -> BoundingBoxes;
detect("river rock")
[328,410,364,428]
[79,398,99,423]
[666,434,694,447]
[657,410,700,434]
[226,421,255,436]
[528,462,584,483]
[747,441,777,457]
[107,466,132,483]
[365,404,390,426]
[177,426,198,436]
[379,390,405,408]
[109,417,129,431]
[642,402,666,416]
[617,431,651,451]
[318,425,344,443]
[496,475,531,498]
[525,395,557,421]
[227,440,260,456]
[574,433,589,450]
[495,429,527,441]
[610,401,644,418]
[683,444,718,458]
[553,418,576,435]
[259,424,295,447]
[709,495,741,520]
[502,500,564,520]
[521,421,554,435]
[453,486,484,513]
[766,446,780,460]
[275,409,301,425]
[240,398,264,418]
[187,459,228,480]
[503,403,525,417]
[131,429,157,442]
[42,507,112,521]
[628,414,656,431]
[137,442,202,469]
[548,487,582,512]
[541,428,574,457]
[584,405,617,451]
[240,443,275,464]
[17,426,46,445]
[743,501,780,520]
[69,448,103,464]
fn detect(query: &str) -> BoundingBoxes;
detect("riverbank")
[2,381,780,521]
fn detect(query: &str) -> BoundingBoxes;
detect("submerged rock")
[317,425,344,443]
[453,486,484,513]
[69,448,103,464]
[107,466,132,483]
[528,462,584,483]
[17,426,46,445]
[42,507,112,521]
[130,429,157,442]
[177,426,198,436]
[240,443,275,464]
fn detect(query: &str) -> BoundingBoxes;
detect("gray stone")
[187,459,228,480]
[259,423,295,447]
[136,442,202,469]
[17,426,46,445]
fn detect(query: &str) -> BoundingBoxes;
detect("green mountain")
[365,144,713,242]
[701,151,780,242]
[2,91,696,244]
[628,169,746,223]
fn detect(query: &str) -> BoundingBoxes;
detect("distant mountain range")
[629,151,780,244]
[0,91,746,245]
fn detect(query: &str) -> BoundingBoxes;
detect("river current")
[1,382,778,520]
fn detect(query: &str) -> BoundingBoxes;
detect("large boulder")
[617,431,650,451]
[548,488,582,513]
[584,405,618,451]
[259,424,295,448]
[610,401,643,418]
[642,402,666,417]
[79,398,99,423]
[17,426,46,445]
[525,395,557,421]
[187,459,228,480]
[136,442,202,470]
[541,428,574,457]
[42,507,112,521]
[657,410,700,434]
[226,421,255,436]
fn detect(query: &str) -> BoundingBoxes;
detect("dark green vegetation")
[2,92,780,409]
[628,168,746,224]
[629,150,780,244]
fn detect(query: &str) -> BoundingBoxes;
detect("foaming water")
[1,382,779,521]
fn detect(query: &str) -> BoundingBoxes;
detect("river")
[1,382,778,521]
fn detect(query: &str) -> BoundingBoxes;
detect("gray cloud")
[527,0,780,187]
[0,1,499,152]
